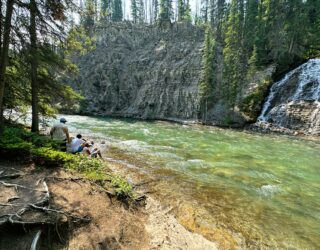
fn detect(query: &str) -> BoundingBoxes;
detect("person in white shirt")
[50,118,70,151]
[71,134,85,153]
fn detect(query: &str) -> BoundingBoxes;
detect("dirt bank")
[0,158,218,250]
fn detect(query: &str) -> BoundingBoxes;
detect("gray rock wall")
[73,23,204,121]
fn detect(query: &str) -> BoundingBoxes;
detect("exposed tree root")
[0,173,22,179]
[29,204,91,222]
[0,179,91,227]
[30,230,42,250]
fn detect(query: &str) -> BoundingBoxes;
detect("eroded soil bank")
[0,159,218,250]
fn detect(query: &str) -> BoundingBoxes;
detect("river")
[61,115,320,249]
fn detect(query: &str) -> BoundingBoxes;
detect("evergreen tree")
[306,0,320,57]
[243,0,259,63]
[177,0,185,21]
[223,0,246,107]
[131,0,138,23]
[83,0,95,30]
[152,0,159,23]
[158,0,173,25]
[112,0,123,22]
[178,0,191,22]
[201,0,209,23]
[285,0,308,60]
[29,0,39,132]
[137,0,145,23]
[0,0,14,132]
[210,0,225,99]
[101,0,112,21]
[200,26,216,121]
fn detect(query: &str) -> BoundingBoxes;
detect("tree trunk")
[0,0,3,58]
[30,0,39,133]
[0,0,14,133]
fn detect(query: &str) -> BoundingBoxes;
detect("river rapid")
[62,115,320,249]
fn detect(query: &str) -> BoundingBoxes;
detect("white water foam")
[258,184,281,197]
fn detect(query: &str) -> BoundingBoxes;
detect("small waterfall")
[257,59,320,134]
[258,69,298,122]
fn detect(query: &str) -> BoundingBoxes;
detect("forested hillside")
[0,0,319,130]
[199,0,320,125]
[66,0,320,127]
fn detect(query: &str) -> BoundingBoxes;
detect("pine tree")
[252,0,269,66]
[177,0,185,21]
[152,0,159,23]
[112,0,123,22]
[200,26,216,122]
[158,0,173,25]
[131,0,138,23]
[29,0,39,132]
[210,0,225,99]
[137,0,145,23]
[0,0,14,132]
[223,0,246,107]
[201,0,209,23]
[83,0,95,30]
[184,0,192,22]
[101,0,112,21]
[285,0,308,60]
[306,0,320,57]
[243,0,259,63]
[178,0,191,22]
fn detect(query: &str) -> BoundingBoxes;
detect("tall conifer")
[112,0,123,21]
[131,0,138,23]
[159,0,173,25]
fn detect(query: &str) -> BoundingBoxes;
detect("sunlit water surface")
[63,115,320,249]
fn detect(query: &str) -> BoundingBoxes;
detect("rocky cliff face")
[257,59,320,135]
[70,23,320,134]
[73,23,204,121]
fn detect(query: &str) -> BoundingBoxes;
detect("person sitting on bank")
[50,117,70,151]
[82,141,102,159]
[71,134,86,154]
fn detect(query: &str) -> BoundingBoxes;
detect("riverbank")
[62,132,220,249]
[61,114,319,249]
[0,125,219,249]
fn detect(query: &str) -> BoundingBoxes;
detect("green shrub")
[0,127,33,155]
[31,147,74,166]
[66,155,105,179]
[110,175,133,199]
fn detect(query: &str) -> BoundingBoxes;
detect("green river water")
[63,115,319,249]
